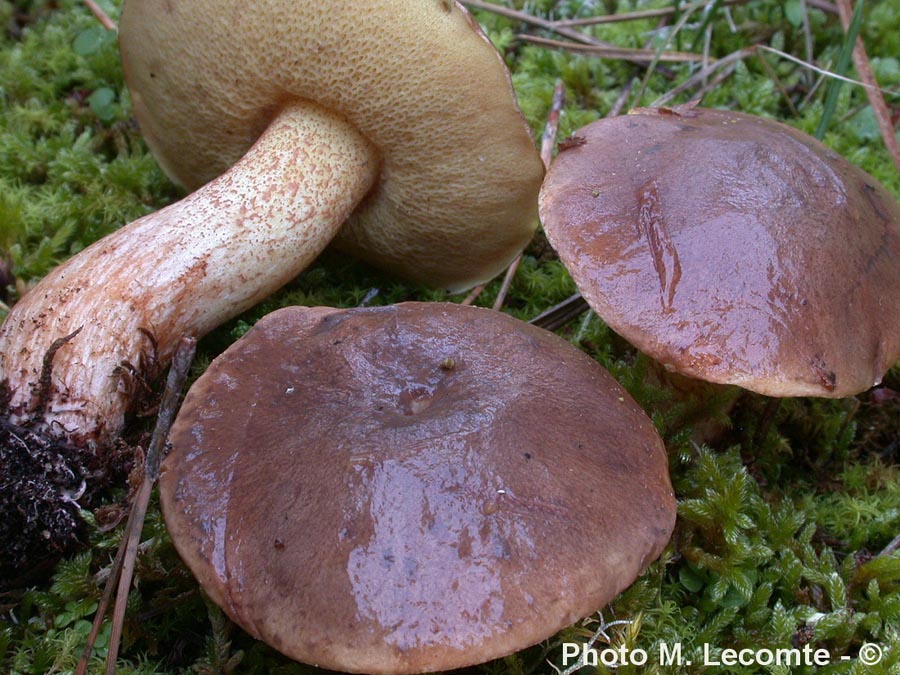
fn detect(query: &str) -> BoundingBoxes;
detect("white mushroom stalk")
[0,102,376,444]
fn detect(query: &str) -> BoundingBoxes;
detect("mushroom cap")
[118,0,544,291]
[160,302,675,674]
[539,107,900,397]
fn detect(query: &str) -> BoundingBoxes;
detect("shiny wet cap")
[119,0,543,291]
[161,302,675,673]
[539,106,900,397]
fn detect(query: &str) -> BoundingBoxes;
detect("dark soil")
[0,383,131,588]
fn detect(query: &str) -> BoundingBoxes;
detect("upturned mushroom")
[161,301,676,674]
[539,106,900,398]
[0,0,543,572]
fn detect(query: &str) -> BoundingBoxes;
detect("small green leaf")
[680,565,705,593]
[874,56,900,80]
[848,106,882,141]
[54,612,74,628]
[720,586,747,609]
[785,0,805,27]
[72,26,108,56]
[72,619,93,637]
[87,87,117,122]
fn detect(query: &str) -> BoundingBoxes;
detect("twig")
[608,78,635,117]
[491,81,566,313]
[575,308,595,343]
[144,338,196,482]
[462,0,674,72]
[77,339,196,674]
[756,50,799,116]
[34,327,83,419]
[83,0,117,32]
[75,518,130,675]
[105,338,196,674]
[492,257,522,311]
[701,22,713,88]
[835,0,900,173]
[463,0,613,45]
[357,287,380,307]
[460,284,486,306]
[540,80,566,169]
[529,293,590,331]
[691,62,740,105]
[516,34,705,62]
[627,0,834,19]
[632,3,705,105]
[799,0,816,88]
[552,0,748,27]
[879,533,900,558]
[73,338,196,675]
[757,44,899,96]
[806,0,838,13]
[104,472,150,672]
[652,47,754,107]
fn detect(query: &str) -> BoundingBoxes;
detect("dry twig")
[83,0,117,31]
[652,47,754,107]
[552,0,749,27]
[75,338,196,675]
[462,0,674,72]
[104,337,196,674]
[540,80,566,169]
[529,293,590,331]
[463,0,611,45]
[491,258,522,311]
[880,533,900,558]
[460,284,486,306]
[835,0,900,173]
[517,34,705,62]
[492,81,566,312]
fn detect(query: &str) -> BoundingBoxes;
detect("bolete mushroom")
[161,302,676,674]
[0,1,543,572]
[539,106,900,398]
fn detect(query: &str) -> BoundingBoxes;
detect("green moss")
[0,0,176,284]
[2,0,899,673]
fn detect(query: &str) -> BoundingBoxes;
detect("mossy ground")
[1,0,899,673]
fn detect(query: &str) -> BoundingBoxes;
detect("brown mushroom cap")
[539,107,900,397]
[161,302,675,674]
[119,0,544,291]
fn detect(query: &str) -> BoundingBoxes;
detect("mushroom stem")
[0,100,378,446]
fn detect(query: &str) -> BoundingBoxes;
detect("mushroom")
[161,302,676,674]
[539,106,900,398]
[0,0,543,571]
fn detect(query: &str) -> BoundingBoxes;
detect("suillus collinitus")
[540,106,900,398]
[161,302,676,674]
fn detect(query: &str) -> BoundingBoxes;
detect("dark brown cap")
[540,106,900,397]
[161,302,675,673]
